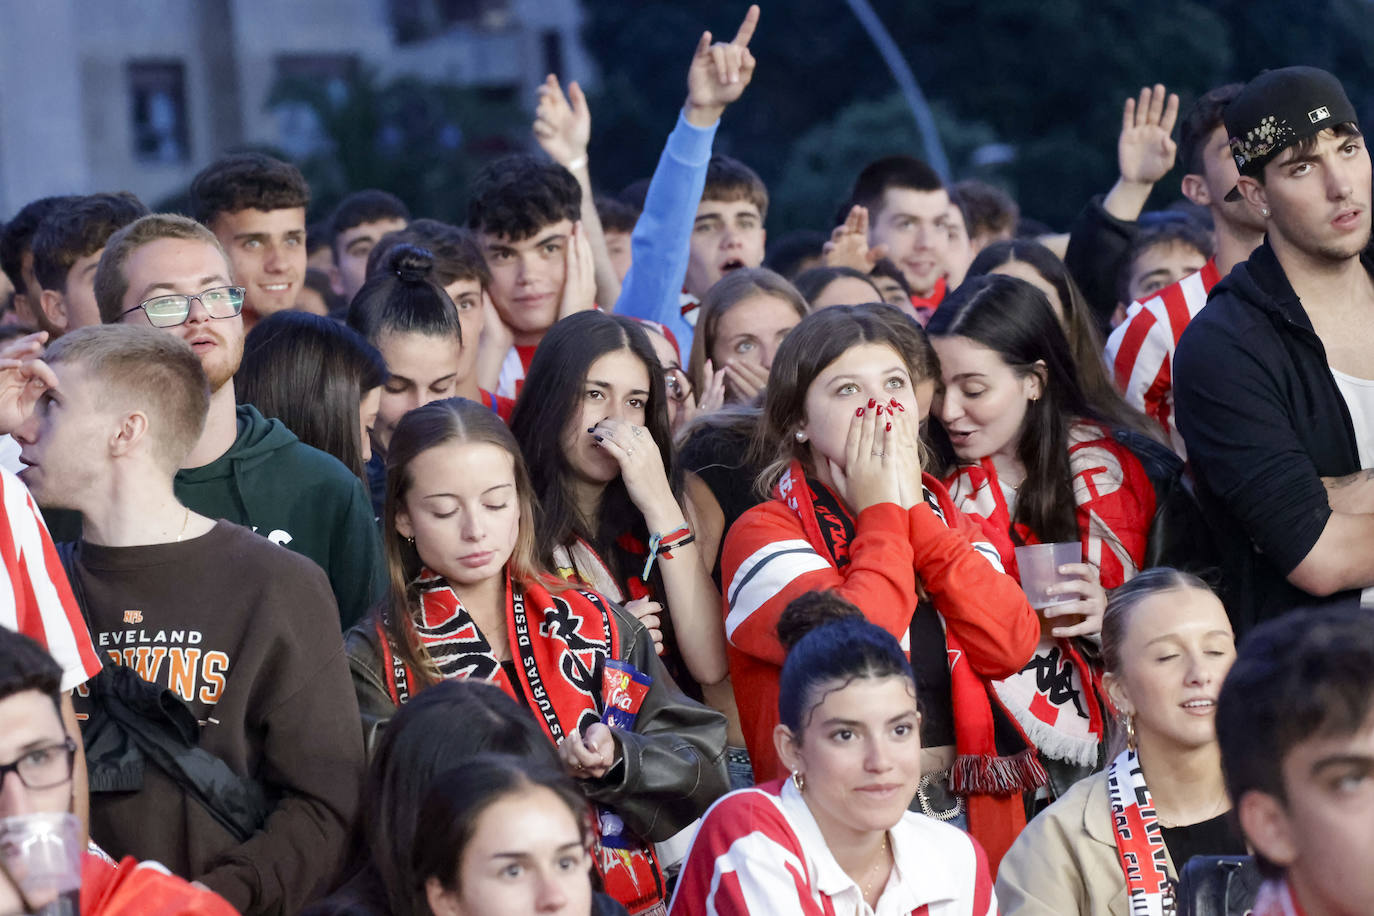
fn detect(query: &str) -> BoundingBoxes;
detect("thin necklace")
[860,833,891,900]
[175,507,191,543]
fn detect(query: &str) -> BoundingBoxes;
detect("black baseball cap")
[1223,66,1359,201]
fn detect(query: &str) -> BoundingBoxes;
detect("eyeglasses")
[665,367,693,403]
[0,738,76,791]
[119,286,245,328]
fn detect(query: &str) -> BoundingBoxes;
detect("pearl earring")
[795,431,807,442]
[1261,207,1271,218]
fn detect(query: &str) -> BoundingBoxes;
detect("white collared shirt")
[668,778,997,916]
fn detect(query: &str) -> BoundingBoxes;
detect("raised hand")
[684,5,759,127]
[1119,84,1180,185]
[532,73,591,169]
[823,205,890,273]
[887,398,923,510]
[0,332,56,435]
[558,221,597,318]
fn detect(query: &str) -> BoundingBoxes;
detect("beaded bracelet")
[641,525,695,579]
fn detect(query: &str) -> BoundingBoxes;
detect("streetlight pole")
[842,0,951,181]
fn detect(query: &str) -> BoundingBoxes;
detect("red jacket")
[721,475,1038,781]
[81,853,237,915]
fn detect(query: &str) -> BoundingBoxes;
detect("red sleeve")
[83,855,238,916]
[1072,435,1157,590]
[722,500,917,668]
[915,478,1039,680]
[668,788,825,916]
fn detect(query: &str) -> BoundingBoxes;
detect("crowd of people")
[0,6,1372,915]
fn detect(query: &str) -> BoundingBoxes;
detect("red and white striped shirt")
[0,467,100,690]
[669,778,997,916]
[1104,259,1221,458]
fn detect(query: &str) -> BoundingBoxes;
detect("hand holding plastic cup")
[1014,541,1083,612]
[0,812,82,916]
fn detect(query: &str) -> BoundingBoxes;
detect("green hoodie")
[174,404,384,628]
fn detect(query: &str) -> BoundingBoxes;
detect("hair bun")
[389,243,436,285]
[776,591,865,652]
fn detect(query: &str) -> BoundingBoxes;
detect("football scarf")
[773,460,1047,801]
[378,571,666,915]
[1107,748,1175,916]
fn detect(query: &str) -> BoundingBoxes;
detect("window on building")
[388,0,510,43]
[128,61,190,164]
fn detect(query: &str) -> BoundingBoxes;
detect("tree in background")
[581,0,1374,235]
[265,67,524,224]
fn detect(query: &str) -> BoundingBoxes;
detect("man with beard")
[1173,67,1374,632]
[1106,83,1268,458]
[91,213,384,628]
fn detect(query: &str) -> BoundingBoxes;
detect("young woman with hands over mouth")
[927,274,1159,798]
[684,267,808,406]
[343,396,728,916]
[720,303,1040,870]
[996,569,1245,915]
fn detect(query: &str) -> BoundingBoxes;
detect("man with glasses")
[91,213,384,628]
[11,325,363,915]
[0,619,237,913]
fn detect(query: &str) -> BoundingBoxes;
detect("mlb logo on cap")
[1310,106,1331,123]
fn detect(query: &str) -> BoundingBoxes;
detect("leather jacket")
[345,601,729,844]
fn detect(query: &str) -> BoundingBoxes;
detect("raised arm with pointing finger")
[613,5,759,356]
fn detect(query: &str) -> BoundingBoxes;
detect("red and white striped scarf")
[1107,748,1175,916]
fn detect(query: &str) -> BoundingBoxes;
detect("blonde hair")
[45,325,210,471]
[95,213,232,324]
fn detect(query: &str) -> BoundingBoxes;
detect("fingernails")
[856,408,865,417]
[867,398,876,408]
[594,435,604,442]
[885,422,892,431]
[896,402,906,412]
[587,426,596,433]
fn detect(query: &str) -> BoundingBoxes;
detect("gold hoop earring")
[791,770,805,792]
[1125,713,1137,752]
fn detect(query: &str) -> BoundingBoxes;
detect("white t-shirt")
[1330,368,1374,606]
[1332,367,1374,468]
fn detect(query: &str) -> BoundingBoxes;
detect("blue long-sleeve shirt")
[613,110,718,358]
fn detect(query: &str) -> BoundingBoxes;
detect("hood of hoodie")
[178,404,299,483]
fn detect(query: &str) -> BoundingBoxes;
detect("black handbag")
[1176,855,1262,916]
[57,541,271,843]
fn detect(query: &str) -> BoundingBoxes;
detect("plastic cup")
[0,812,83,916]
[1014,542,1083,610]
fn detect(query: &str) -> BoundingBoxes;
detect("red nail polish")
[856,408,864,417]
[867,398,876,408]
[896,402,906,412]
[885,422,892,431]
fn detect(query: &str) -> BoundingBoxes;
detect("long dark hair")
[964,240,1155,440]
[412,755,591,914]
[928,273,1131,545]
[380,398,543,688]
[236,310,387,480]
[751,303,939,497]
[509,311,674,582]
[361,683,569,916]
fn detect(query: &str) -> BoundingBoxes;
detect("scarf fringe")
[950,747,1048,797]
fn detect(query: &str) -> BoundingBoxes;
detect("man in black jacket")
[1175,66,1374,633]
